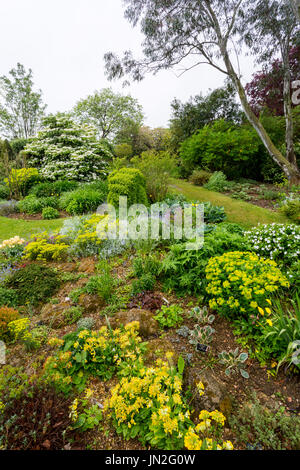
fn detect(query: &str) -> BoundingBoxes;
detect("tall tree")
[245,0,300,175]
[170,82,242,148]
[0,63,46,139]
[104,0,300,183]
[73,88,144,141]
[291,0,300,21]
[246,47,300,116]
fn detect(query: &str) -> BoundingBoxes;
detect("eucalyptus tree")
[0,63,46,140]
[245,0,300,175]
[104,0,300,183]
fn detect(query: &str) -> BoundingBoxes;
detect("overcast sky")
[0,0,257,128]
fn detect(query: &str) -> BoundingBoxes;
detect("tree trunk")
[221,45,300,185]
[283,52,297,167]
[291,0,300,22]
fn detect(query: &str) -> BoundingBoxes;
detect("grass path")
[0,216,65,242]
[170,178,290,228]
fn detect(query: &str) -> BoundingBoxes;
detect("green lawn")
[170,179,290,228]
[0,216,66,243]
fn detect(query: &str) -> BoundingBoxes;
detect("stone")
[184,368,233,416]
[40,302,71,329]
[78,293,105,313]
[144,338,179,365]
[78,259,96,274]
[110,308,159,338]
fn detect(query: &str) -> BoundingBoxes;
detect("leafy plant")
[154,304,184,329]
[189,325,215,348]
[218,348,249,379]
[42,206,60,220]
[188,306,215,325]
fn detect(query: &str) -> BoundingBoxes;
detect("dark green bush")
[108,168,148,207]
[5,264,60,306]
[59,186,106,215]
[16,196,58,214]
[131,274,156,296]
[180,120,261,179]
[0,288,19,308]
[0,184,9,200]
[30,180,78,198]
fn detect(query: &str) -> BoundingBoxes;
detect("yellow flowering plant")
[69,388,103,432]
[0,236,25,259]
[23,232,69,261]
[105,356,194,449]
[205,252,289,333]
[184,410,234,450]
[44,321,146,394]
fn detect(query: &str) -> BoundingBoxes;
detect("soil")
[5,210,68,220]
[3,256,300,451]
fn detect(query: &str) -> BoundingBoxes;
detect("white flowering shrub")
[245,223,300,286]
[23,115,112,181]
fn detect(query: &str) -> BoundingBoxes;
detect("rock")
[110,308,159,338]
[184,368,233,417]
[78,293,105,313]
[78,259,96,274]
[56,262,77,273]
[40,302,71,329]
[144,338,179,365]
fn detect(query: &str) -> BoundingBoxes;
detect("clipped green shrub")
[17,196,58,215]
[108,168,148,207]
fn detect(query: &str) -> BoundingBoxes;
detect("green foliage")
[84,266,116,303]
[131,150,178,202]
[206,252,289,331]
[59,186,107,215]
[131,273,156,296]
[132,254,160,278]
[204,171,228,192]
[218,348,249,379]
[30,180,78,198]
[189,324,215,347]
[280,198,300,224]
[154,304,184,328]
[73,88,143,141]
[42,207,60,220]
[24,114,112,181]
[0,184,9,200]
[5,264,60,306]
[229,394,300,450]
[63,307,83,326]
[0,287,19,308]
[180,121,261,179]
[108,167,148,207]
[5,168,40,199]
[114,143,133,159]
[160,226,249,295]
[44,322,146,394]
[189,169,212,186]
[0,63,46,139]
[17,195,58,214]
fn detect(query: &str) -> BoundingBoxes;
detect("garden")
[0,0,300,454]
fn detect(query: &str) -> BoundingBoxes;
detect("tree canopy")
[23,114,112,181]
[73,88,144,141]
[0,63,46,140]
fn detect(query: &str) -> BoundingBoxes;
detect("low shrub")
[59,187,106,215]
[160,226,250,295]
[154,304,184,328]
[131,274,156,296]
[205,252,289,328]
[0,287,19,308]
[0,184,9,200]
[280,198,300,224]
[189,169,212,186]
[44,322,146,394]
[42,207,60,220]
[0,383,80,450]
[30,180,78,198]
[204,171,228,192]
[108,167,148,207]
[17,195,58,214]
[24,233,69,261]
[5,264,61,306]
